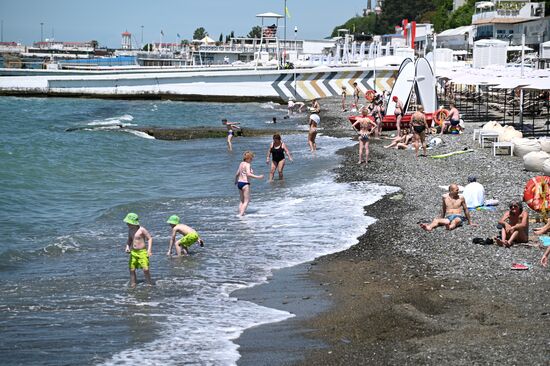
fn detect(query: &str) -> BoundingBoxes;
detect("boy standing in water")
[166,215,204,257]
[123,213,153,287]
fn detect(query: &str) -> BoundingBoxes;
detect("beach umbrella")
[359,42,366,61]
[336,44,341,64]
[524,176,550,220]
[351,41,357,62]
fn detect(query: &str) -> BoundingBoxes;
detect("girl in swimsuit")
[352,116,377,164]
[235,151,264,216]
[411,105,430,157]
[266,133,293,181]
[393,96,404,137]
[222,118,241,151]
[308,114,320,152]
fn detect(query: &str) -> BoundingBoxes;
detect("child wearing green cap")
[123,213,153,287]
[166,215,204,257]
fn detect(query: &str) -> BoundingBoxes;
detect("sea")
[0,96,397,365]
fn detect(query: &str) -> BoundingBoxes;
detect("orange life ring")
[365,90,376,102]
[524,176,550,212]
[434,109,449,127]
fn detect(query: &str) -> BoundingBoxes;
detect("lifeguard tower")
[121,31,132,50]
[255,12,284,68]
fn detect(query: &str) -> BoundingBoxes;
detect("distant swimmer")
[166,215,204,257]
[235,151,264,216]
[222,118,241,151]
[266,133,293,181]
[123,213,153,287]
[308,114,320,152]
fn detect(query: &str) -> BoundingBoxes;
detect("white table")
[473,128,482,141]
[479,131,500,148]
[492,141,514,156]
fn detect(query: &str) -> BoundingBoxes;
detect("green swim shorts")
[129,249,149,270]
[178,232,199,249]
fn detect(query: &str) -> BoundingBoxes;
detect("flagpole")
[283,0,287,66]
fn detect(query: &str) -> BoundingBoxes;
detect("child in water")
[235,151,264,216]
[222,118,240,151]
[166,215,204,257]
[123,213,153,287]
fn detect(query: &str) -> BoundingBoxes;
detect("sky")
[0,0,371,48]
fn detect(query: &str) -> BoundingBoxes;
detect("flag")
[285,6,291,18]
[160,30,164,36]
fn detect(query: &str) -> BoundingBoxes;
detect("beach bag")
[498,126,522,142]
[482,121,503,132]
[513,137,541,158]
[523,151,550,172]
[539,137,550,153]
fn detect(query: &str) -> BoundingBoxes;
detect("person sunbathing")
[384,129,413,149]
[420,184,476,231]
[494,201,529,247]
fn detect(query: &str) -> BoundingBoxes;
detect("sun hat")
[123,213,140,226]
[310,114,320,124]
[166,215,180,225]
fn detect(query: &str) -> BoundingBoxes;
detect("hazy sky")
[0,0,370,47]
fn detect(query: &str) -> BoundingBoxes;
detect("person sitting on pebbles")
[494,201,529,247]
[420,184,476,232]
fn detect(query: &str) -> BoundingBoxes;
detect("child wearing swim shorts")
[123,213,153,287]
[166,215,204,256]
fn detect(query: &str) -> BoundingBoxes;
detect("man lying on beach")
[420,184,476,231]
[494,201,528,247]
[383,128,413,149]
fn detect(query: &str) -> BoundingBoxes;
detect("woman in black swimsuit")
[266,133,293,181]
[411,105,430,157]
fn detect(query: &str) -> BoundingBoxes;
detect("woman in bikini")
[266,133,293,181]
[222,118,240,151]
[308,114,320,152]
[352,113,377,164]
[411,105,430,158]
[393,96,404,137]
[235,151,264,216]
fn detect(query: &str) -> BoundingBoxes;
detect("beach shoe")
[484,238,494,245]
[511,262,530,270]
[472,237,485,245]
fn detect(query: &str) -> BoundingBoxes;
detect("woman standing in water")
[308,114,320,152]
[266,133,293,181]
[222,118,240,151]
[352,113,377,164]
[235,151,264,216]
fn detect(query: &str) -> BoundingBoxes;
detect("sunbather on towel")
[420,184,476,232]
[494,201,529,247]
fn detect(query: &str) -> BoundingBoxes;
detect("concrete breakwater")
[0,66,398,102]
[65,125,301,140]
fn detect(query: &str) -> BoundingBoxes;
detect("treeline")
[331,0,479,37]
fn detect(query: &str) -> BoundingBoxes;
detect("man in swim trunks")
[222,118,240,151]
[494,201,528,247]
[124,213,153,287]
[393,96,404,137]
[411,105,430,158]
[441,103,461,134]
[420,184,476,232]
[166,215,204,256]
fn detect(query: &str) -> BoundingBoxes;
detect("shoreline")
[235,97,549,365]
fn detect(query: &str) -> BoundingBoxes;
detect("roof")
[438,25,473,37]
[256,12,283,18]
[473,17,530,25]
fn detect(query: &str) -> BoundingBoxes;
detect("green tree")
[247,26,262,38]
[142,43,153,51]
[193,27,207,40]
[330,14,377,37]
[219,33,224,42]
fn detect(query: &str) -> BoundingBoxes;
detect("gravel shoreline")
[236,97,549,365]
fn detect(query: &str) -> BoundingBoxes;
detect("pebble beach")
[236,97,550,365]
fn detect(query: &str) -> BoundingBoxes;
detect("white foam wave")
[125,130,155,139]
[87,114,134,126]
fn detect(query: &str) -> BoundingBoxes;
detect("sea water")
[0,96,397,365]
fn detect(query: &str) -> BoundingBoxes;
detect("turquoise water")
[0,96,395,365]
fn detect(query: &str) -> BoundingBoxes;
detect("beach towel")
[511,262,530,270]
